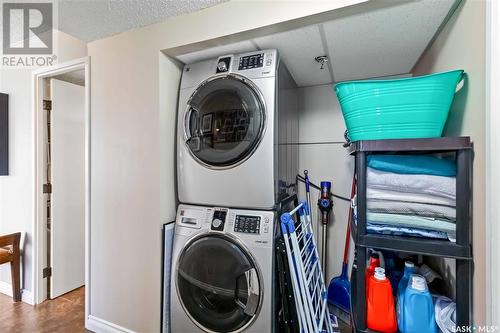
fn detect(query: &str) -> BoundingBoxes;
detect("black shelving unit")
[349,136,473,332]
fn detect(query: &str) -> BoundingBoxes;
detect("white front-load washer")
[177,49,298,209]
[170,204,275,333]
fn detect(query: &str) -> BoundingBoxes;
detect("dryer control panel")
[212,49,277,79]
[238,53,264,70]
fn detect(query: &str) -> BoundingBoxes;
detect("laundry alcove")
[159,0,484,328]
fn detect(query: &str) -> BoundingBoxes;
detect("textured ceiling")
[58,0,227,42]
[175,0,460,86]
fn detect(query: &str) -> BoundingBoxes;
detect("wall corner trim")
[0,281,34,305]
[87,315,137,333]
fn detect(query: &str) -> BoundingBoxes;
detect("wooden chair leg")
[10,257,21,302]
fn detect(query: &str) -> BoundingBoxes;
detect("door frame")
[486,0,499,326]
[32,57,91,324]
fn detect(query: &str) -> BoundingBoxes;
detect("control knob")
[217,61,228,72]
[212,218,222,229]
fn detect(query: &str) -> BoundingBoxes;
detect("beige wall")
[87,1,363,331]
[413,0,486,324]
[0,30,87,300]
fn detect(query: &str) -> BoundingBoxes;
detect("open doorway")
[32,58,90,326]
[46,73,86,299]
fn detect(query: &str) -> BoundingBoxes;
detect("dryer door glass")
[177,234,261,332]
[185,74,265,168]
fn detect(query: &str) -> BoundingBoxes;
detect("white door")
[50,78,85,298]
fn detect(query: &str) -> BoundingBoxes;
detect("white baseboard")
[87,315,136,333]
[0,280,34,305]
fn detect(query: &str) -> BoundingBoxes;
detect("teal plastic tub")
[334,70,464,142]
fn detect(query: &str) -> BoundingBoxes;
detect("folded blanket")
[367,167,456,200]
[367,188,455,207]
[367,199,456,220]
[367,212,456,234]
[367,155,456,177]
[367,223,454,242]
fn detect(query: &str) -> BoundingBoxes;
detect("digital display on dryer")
[238,53,264,70]
[234,215,261,234]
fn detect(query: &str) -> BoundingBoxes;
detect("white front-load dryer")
[177,49,298,210]
[170,204,274,333]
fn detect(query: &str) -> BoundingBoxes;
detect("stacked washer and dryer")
[169,49,298,333]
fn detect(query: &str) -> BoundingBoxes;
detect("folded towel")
[367,155,456,177]
[367,199,456,220]
[367,223,454,241]
[367,167,456,200]
[367,188,455,207]
[367,212,456,234]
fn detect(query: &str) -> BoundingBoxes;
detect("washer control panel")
[211,209,227,231]
[238,53,264,70]
[234,215,261,234]
[176,205,274,246]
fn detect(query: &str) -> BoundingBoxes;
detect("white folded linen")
[367,167,456,200]
[366,212,456,233]
[367,199,456,220]
[367,188,455,207]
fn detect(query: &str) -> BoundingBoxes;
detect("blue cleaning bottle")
[400,274,437,333]
[398,261,417,296]
[397,261,416,328]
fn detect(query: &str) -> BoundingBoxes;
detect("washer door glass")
[185,74,265,168]
[177,234,261,332]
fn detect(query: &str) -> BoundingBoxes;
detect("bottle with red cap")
[366,252,380,280]
[366,267,397,333]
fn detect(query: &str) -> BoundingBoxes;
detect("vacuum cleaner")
[318,181,333,276]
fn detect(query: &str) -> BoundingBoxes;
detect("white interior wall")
[0,68,33,299]
[487,0,500,326]
[87,1,362,331]
[0,31,87,302]
[296,84,354,280]
[412,0,486,325]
